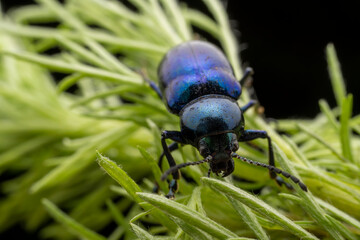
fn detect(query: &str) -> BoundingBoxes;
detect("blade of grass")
[137,192,238,240]
[170,216,213,240]
[297,123,348,162]
[97,151,143,203]
[326,215,358,240]
[183,9,219,39]
[55,35,110,70]
[318,99,339,131]
[227,197,269,240]
[137,146,168,194]
[0,22,168,54]
[274,144,345,240]
[149,0,182,45]
[281,193,360,234]
[339,94,353,162]
[130,223,155,240]
[316,197,360,232]
[326,43,346,108]
[1,50,142,84]
[31,125,135,193]
[98,153,178,233]
[0,135,54,168]
[202,177,318,240]
[42,199,107,240]
[160,0,192,41]
[57,73,84,93]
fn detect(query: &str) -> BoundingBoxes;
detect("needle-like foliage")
[0,0,359,239]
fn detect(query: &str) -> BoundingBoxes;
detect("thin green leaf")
[97,151,143,203]
[318,99,339,130]
[31,126,135,193]
[2,50,142,84]
[105,200,128,227]
[55,35,110,70]
[137,192,238,240]
[100,156,178,233]
[227,197,269,240]
[130,223,155,240]
[149,0,182,45]
[42,199,107,240]
[326,43,346,108]
[316,197,360,232]
[202,178,318,240]
[274,144,344,240]
[0,22,167,54]
[227,238,257,240]
[183,9,219,39]
[137,146,168,193]
[326,215,358,240]
[339,94,353,162]
[170,216,213,240]
[297,123,348,162]
[57,73,84,93]
[160,0,192,41]
[0,135,54,168]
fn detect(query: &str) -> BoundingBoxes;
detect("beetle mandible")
[147,40,307,198]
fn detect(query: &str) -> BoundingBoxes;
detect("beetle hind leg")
[238,129,301,190]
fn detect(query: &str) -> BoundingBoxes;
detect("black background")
[1,0,360,239]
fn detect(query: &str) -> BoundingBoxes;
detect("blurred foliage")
[0,0,360,239]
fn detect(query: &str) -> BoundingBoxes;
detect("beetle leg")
[158,142,179,170]
[161,130,187,198]
[241,100,257,113]
[238,130,293,190]
[153,142,179,194]
[239,67,254,86]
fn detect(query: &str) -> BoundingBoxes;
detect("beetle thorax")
[179,95,244,145]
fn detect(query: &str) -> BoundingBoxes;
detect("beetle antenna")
[231,153,307,191]
[161,155,212,181]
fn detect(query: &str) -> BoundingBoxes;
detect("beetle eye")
[198,137,211,157]
[231,141,239,152]
[199,144,210,156]
[229,133,239,152]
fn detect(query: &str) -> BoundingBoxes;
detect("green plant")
[0,0,359,239]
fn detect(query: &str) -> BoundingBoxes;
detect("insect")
[148,40,307,198]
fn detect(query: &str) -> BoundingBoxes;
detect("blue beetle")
[148,41,307,198]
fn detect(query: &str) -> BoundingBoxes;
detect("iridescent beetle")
[148,40,307,198]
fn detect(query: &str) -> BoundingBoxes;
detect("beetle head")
[198,132,239,177]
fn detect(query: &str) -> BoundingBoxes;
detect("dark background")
[1,0,360,239]
[2,1,360,119]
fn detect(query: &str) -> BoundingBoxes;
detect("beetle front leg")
[238,130,293,189]
[153,142,179,194]
[161,130,187,198]
[158,142,179,171]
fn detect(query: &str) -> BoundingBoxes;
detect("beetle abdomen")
[158,41,241,114]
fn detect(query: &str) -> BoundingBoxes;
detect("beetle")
[147,40,307,198]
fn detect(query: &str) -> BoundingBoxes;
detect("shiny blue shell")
[158,41,242,114]
[180,95,243,144]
